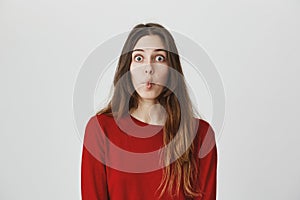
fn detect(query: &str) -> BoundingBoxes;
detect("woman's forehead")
[134,35,165,49]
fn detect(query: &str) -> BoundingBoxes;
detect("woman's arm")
[197,145,218,200]
[195,122,218,200]
[81,115,109,200]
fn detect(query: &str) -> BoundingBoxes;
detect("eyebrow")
[132,48,167,53]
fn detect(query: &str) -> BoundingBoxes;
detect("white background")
[1,0,299,199]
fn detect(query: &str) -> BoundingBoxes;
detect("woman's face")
[130,35,169,103]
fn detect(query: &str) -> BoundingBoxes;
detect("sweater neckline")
[129,114,164,127]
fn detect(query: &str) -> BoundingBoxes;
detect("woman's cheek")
[130,68,142,89]
[155,67,169,85]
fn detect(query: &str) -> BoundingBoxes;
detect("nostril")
[145,69,153,74]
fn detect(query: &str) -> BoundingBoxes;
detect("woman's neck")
[130,99,166,125]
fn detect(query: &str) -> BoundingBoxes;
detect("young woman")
[81,23,218,200]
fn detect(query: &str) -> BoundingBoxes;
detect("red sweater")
[81,113,218,200]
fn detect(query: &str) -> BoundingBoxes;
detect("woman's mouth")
[146,81,153,89]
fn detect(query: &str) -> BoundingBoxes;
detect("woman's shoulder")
[197,118,211,129]
[193,117,214,136]
[95,112,113,122]
[84,112,114,133]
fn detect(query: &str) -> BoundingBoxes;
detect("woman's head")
[112,23,185,111]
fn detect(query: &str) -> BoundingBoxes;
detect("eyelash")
[133,54,166,62]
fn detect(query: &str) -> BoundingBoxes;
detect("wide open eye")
[155,55,165,62]
[134,55,143,62]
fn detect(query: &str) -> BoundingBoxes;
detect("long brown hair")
[96,23,203,199]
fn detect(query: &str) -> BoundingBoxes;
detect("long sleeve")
[195,122,218,200]
[81,115,109,200]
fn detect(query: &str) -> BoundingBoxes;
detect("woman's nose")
[144,64,154,74]
[144,57,154,74]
